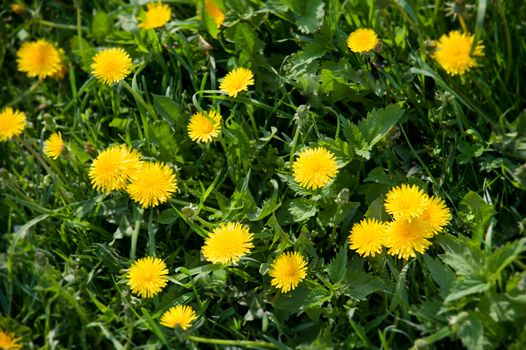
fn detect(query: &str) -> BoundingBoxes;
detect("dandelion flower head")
[126,161,177,208]
[269,252,307,293]
[0,329,21,350]
[89,144,142,193]
[44,132,64,159]
[347,28,379,53]
[219,67,254,97]
[384,184,429,221]
[188,110,222,143]
[433,30,484,76]
[91,48,132,85]
[139,2,172,29]
[385,218,433,260]
[349,218,387,257]
[204,0,225,28]
[127,256,169,298]
[17,39,62,79]
[420,195,451,236]
[292,147,339,189]
[160,305,197,330]
[0,107,27,142]
[202,222,254,264]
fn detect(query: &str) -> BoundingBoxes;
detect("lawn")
[1,0,525,349]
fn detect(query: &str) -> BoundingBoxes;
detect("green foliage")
[1,0,526,349]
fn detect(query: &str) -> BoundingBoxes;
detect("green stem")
[35,19,87,31]
[187,335,278,349]
[6,81,41,107]
[147,209,156,257]
[130,207,142,261]
[170,198,217,213]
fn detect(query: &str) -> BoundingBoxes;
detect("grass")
[1,0,526,349]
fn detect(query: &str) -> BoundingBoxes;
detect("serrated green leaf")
[150,120,179,161]
[92,11,112,42]
[152,94,185,126]
[296,0,325,34]
[288,198,317,222]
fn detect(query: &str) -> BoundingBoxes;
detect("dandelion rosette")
[347,28,379,53]
[0,108,27,142]
[160,305,197,330]
[126,161,177,208]
[433,30,484,76]
[349,218,387,257]
[127,256,169,298]
[202,222,254,264]
[385,218,433,260]
[44,132,64,159]
[219,67,254,97]
[188,110,222,143]
[91,48,133,85]
[139,2,172,29]
[269,252,307,293]
[292,147,339,190]
[17,39,62,79]
[384,184,429,221]
[89,144,142,193]
[204,0,225,28]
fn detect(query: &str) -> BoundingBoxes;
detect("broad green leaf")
[234,22,265,55]
[152,94,185,126]
[296,0,325,34]
[288,198,317,222]
[327,246,348,283]
[445,278,490,303]
[423,254,455,298]
[460,191,495,242]
[150,120,179,160]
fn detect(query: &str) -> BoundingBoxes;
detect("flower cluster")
[349,184,451,259]
[89,145,177,208]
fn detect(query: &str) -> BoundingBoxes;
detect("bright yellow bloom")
[202,222,254,264]
[433,30,484,76]
[347,28,379,53]
[292,147,338,189]
[0,107,26,141]
[385,218,432,260]
[349,218,387,257]
[89,144,142,193]
[219,67,254,97]
[17,39,62,79]
[0,329,21,350]
[384,184,429,221]
[269,252,307,293]
[188,110,221,143]
[127,256,169,298]
[205,0,225,28]
[139,2,172,29]
[91,48,132,85]
[126,161,177,208]
[44,132,64,159]
[160,305,197,330]
[420,195,451,236]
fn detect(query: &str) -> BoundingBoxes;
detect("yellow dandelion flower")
[91,48,132,85]
[89,144,142,193]
[160,305,197,330]
[347,28,379,53]
[384,184,429,221]
[11,3,27,15]
[126,161,177,208]
[127,256,169,298]
[433,30,484,76]
[17,39,62,79]
[139,2,172,29]
[44,132,64,160]
[202,222,254,264]
[349,218,387,257]
[0,329,22,350]
[292,147,339,189]
[0,107,27,142]
[385,218,433,260]
[269,252,307,293]
[219,67,254,97]
[188,110,221,143]
[420,195,451,236]
[205,0,225,28]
